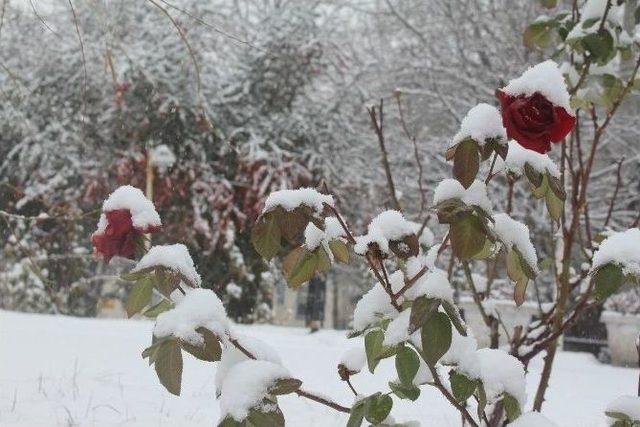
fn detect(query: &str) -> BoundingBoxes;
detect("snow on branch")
[452,103,507,147]
[132,243,202,287]
[154,288,229,345]
[496,140,560,178]
[433,179,493,214]
[263,187,334,214]
[219,360,292,422]
[493,213,539,274]
[591,228,640,276]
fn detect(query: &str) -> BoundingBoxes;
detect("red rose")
[92,209,160,263]
[496,90,575,154]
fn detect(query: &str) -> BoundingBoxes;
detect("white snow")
[0,310,638,426]
[511,412,559,427]
[354,210,415,255]
[409,221,435,247]
[474,348,527,407]
[433,179,493,214]
[605,395,640,421]
[97,185,161,232]
[153,288,229,345]
[496,140,561,178]
[226,282,243,299]
[304,223,326,251]
[452,103,507,146]
[501,60,573,112]
[351,283,397,332]
[405,269,455,303]
[441,329,478,371]
[383,309,411,346]
[263,188,334,214]
[339,346,366,373]
[215,334,282,396]
[219,359,291,421]
[591,228,640,277]
[493,213,539,273]
[149,144,176,171]
[324,217,346,240]
[132,244,202,287]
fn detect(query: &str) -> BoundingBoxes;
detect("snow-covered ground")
[0,310,637,426]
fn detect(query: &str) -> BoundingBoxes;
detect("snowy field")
[0,310,637,427]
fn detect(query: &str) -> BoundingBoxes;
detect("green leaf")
[126,277,154,318]
[365,329,384,373]
[582,29,615,65]
[347,400,366,427]
[180,327,222,362]
[420,312,452,365]
[502,393,521,421]
[217,416,244,427]
[328,239,350,263]
[546,173,566,201]
[251,212,282,260]
[269,378,302,395]
[142,336,171,366]
[524,163,543,188]
[507,248,529,306]
[524,21,554,49]
[545,191,564,223]
[539,0,557,8]
[280,207,310,244]
[286,250,318,289]
[441,300,467,336]
[389,381,421,401]
[143,299,173,318]
[365,394,393,425]
[246,403,285,427]
[453,138,480,189]
[450,372,477,402]
[476,382,487,421]
[395,346,420,386]
[409,296,439,334]
[593,263,624,300]
[450,213,487,260]
[154,339,183,396]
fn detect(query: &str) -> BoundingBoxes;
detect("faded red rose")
[92,209,160,263]
[496,90,575,154]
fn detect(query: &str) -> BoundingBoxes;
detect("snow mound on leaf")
[405,269,454,303]
[501,60,572,112]
[433,179,493,214]
[354,210,415,255]
[219,359,291,421]
[154,288,228,345]
[591,228,640,276]
[263,188,334,213]
[493,213,539,273]
[98,185,161,231]
[475,348,526,406]
[511,412,559,427]
[383,309,410,346]
[339,346,366,373]
[497,140,560,178]
[132,244,201,287]
[352,283,397,332]
[606,395,640,421]
[215,334,282,396]
[304,223,326,250]
[452,103,507,146]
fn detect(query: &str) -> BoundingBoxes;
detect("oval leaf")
[421,312,452,365]
[155,339,183,396]
[453,138,480,189]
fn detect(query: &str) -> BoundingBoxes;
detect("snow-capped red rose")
[92,209,160,263]
[496,90,575,154]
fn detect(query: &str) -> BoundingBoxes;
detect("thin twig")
[368,99,402,211]
[603,158,624,227]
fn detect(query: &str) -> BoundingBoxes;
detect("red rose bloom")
[496,90,575,154]
[92,209,160,263]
